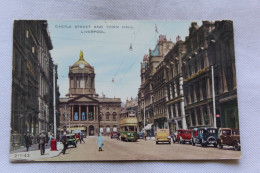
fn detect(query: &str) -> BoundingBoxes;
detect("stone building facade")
[182,20,238,129]
[59,51,121,136]
[137,21,238,134]
[11,20,59,150]
[164,38,187,134]
[138,35,173,133]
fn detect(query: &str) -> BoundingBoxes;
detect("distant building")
[138,35,173,134]
[59,51,121,136]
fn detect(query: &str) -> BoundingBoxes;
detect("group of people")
[24,130,54,155]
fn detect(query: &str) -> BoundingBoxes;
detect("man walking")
[61,132,67,154]
[80,133,85,144]
[39,130,46,155]
[24,131,30,151]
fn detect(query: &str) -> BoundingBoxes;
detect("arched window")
[106,112,110,121]
[112,112,117,121]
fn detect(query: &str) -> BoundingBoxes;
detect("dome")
[71,50,94,73]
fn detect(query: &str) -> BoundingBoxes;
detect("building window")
[74,112,79,121]
[203,106,209,125]
[196,108,202,125]
[200,56,204,69]
[106,112,110,120]
[112,112,117,121]
[195,82,200,102]
[190,85,194,103]
[81,112,86,120]
[191,109,195,126]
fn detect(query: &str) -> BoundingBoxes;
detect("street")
[37,136,241,161]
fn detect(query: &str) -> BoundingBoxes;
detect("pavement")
[10,142,63,162]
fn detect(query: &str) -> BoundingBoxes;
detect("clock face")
[79,64,85,69]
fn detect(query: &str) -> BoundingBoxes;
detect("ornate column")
[174,81,178,98]
[175,103,179,118]
[79,105,81,121]
[199,81,203,101]
[200,106,205,125]
[222,69,228,93]
[71,105,74,121]
[194,108,198,126]
[206,77,211,99]
[169,84,173,100]
[86,105,89,121]
[207,104,213,127]
[170,104,174,118]
[94,105,96,121]
[179,77,184,96]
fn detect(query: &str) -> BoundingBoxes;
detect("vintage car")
[110,131,119,139]
[155,129,171,144]
[217,128,241,151]
[137,131,144,139]
[66,134,77,148]
[173,129,192,144]
[191,128,198,146]
[195,127,218,147]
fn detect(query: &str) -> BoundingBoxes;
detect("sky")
[48,20,202,103]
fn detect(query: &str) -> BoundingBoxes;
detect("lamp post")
[211,65,217,128]
[53,65,57,139]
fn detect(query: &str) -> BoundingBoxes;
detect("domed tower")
[68,50,96,97]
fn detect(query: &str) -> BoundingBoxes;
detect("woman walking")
[97,133,104,151]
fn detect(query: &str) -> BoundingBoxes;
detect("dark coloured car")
[66,134,77,148]
[195,127,218,147]
[138,131,144,139]
[217,128,241,151]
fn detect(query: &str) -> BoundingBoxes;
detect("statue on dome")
[79,50,84,60]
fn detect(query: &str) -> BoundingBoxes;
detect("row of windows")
[70,76,94,89]
[66,112,118,121]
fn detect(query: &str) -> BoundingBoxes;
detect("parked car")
[138,131,144,139]
[66,134,77,148]
[155,129,171,144]
[110,131,118,139]
[195,127,218,147]
[173,129,192,144]
[191,128,198,146]
[217,128,241,151]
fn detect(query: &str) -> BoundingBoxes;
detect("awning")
[144,123,153,130]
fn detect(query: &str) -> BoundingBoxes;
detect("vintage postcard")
[10,20,241,162]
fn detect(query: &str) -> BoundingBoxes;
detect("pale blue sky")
[48,20,202,103]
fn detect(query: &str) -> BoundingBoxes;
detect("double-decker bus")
[120,111,138,142]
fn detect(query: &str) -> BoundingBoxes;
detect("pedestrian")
[61,132,67,154]
[97,133,104,151]
[48,133,54,146]
[80,133,85,143]
[117,132,120,140]
[144,130,147,141]
[45,132,49,146]
[39,130,46,155]
[24,131,30,151]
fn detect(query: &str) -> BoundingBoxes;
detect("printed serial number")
[14,153,30,158]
